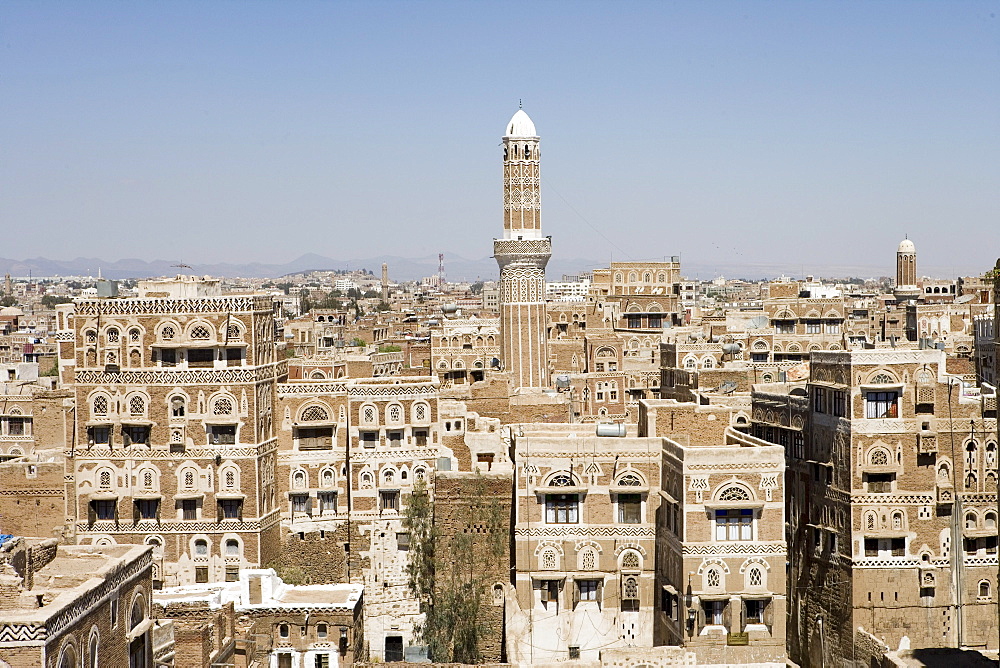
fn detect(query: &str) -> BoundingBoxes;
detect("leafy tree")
[375,301,390,312]
[378,344,401,353]
[404,475,507,663]
[363,289,378,299]
[0,296,16,307]
[470,281,484,295]
[350,337,367,347]
[347,287,362,300]
[41,295,74,308]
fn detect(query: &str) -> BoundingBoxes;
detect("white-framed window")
[715,509,753,541]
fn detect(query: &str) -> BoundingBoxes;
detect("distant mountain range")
[2,253,956,283]
[0,253,602,283]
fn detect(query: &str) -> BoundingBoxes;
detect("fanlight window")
[85,330,97,343]
[99,470,112,488]
[871,373,894,385]
[383,469,395,484]
[130,598,144,631]
[301,406,329,422]
[549,473,574,487]
[183,470,195,488]
[143,471,154,489]
[129,328,141,343]
[362,406,376,424]
[292,471,306,489]
[190,326,210,339]
[414,403,428,421]
[616,473,642,487]
[388,405,402,422]
[748,566,763,587]
[717,485,751,502]
[580,548,596,571]
[160,326,175,340]
[106,329,120,343]
[621,550,641,570]
[226,324,241,340]
[541,549,557,570]
[870,449,889,466]
[622,576,639,600]
[214,398,234,415]
[92,395,109,416]
[706,568,721,588]
[225,470,236,489]
[322,469,334,487]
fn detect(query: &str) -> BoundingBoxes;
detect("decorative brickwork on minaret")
[494,109,551,390]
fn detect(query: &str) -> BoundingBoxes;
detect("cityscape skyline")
[3,1,998,275]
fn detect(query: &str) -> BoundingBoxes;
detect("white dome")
[505,109,536,137]
[898,239,916,253]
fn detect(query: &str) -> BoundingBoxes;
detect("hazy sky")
[3,1,998,278]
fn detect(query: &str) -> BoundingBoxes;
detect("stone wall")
[267,521,369,585]
[432,471,513,663]
[0,460,66,538]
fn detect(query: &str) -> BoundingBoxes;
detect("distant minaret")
[381,263,389,302]
[494,108,551,390]
[3,274,11,297]
[895,237,920,301]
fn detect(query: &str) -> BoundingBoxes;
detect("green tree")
[470,281,484,295]
[403,475,507,663]
[41,295,74,308]
[378,344,401,353]
[350,337,366,347]
[0,296,16,307]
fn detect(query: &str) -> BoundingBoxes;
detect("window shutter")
[113,501,119,526]
[156,500,161,524]
[596,579,604,611]
[132,500,139,525]
[217,501,223,523]
[572,580,580,608]
[88,501,96,525]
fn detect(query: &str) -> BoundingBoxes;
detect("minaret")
[895,237,920,301]
[494,108,551,390]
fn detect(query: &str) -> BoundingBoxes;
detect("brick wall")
[432,472,512,662]
[0,460,65,538]
[268,522,370,585]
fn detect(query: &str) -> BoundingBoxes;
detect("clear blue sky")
[2,1,998,278]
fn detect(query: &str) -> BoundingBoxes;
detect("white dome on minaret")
[898,238,915,253]
[505,109,537,137]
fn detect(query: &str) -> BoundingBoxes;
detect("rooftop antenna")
[172,263,193,270]
[519,98,522,109]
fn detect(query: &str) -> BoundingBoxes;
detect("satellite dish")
[748,315,769,329]
[954,294,976,304]
[720,381,738,394]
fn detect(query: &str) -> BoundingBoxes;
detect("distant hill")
[0,253,604,283]
[0,254,967,283]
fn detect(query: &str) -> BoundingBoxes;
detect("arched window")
[747,566,763,588]
[388,404,402,423]
[183,470,195,489]
[59,644,78,668]
[142,470,154,489]
[717,485,751,502]
[548,473,574,487]
[301,405,329,422]
[621,550,641,570]
[871,373,894,385]
[360,471,373,487]
[99,470,112,489]
[979,580,992,599]
[129,395,145,416]
[865,511,876,531]
[622,575,639,601]
[870,449,889,466]
[414,402,428,422]
[224,470,236,489]
[540,549,557,570]
[92,395,109,416]
[706,567,721,589]
[965,512,978,530]
[985,512,997,531]
[292,470,306,489]
[579,547,597,571]
[194,539,208,556]
[213,397,234,415]
[170,396,185,417]
[322,469,334,487]
[128,328,141,343]
[129,596,145,631]
[279,623,289,638]
[383,468,395,485]
[226,539,240,556]
[160,325,175,340]
[362,405,377,425]
[89,629,100,668]
[616,473,642,487]
[892,511,904,530]
[85,329,97,343]
[106,328,120,344]
[190,325,210,340]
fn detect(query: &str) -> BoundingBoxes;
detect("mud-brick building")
[58,276,286,587]
[506,423,661,663]
[0,537,153,668]
[653,424,787,665]
[752,347,998,666]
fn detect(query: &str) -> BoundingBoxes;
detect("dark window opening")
[208,425,236,445]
